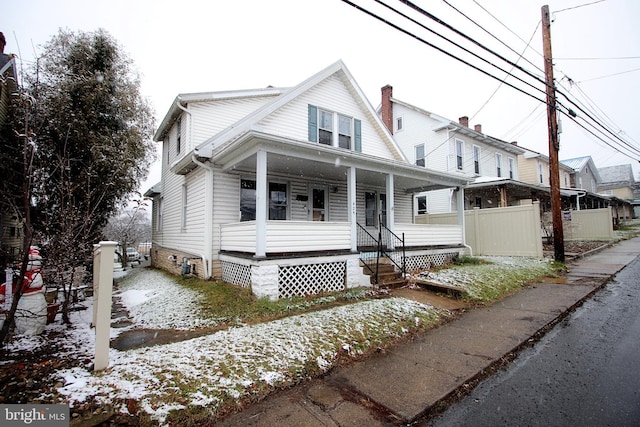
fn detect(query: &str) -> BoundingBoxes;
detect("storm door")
[309,185,328,221]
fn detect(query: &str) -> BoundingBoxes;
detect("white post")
[93,241,116,371]
[348,166,357,252]
[256,150,267,257]
[4,268,12,311]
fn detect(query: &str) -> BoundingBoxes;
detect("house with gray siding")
[146,61,469,300]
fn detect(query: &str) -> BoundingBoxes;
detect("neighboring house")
[597,164,637,220]
[0,32,21,264]
[379,85,525,213]
[146,61,469,300]
[518,147,573,189]
[561,156,601,193]
[560,156,609,210]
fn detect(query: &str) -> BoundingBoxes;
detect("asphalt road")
[424,256,640,427]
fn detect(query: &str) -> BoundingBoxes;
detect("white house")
[379,85,525,213]
[146,61,469,300]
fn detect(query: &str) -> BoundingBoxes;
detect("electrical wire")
[341,0,640,162]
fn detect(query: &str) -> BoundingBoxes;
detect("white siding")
[188,96,278,149]
[158,165,207,256]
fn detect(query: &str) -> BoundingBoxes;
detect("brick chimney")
[474,124,482,133]
[511,141,518,146]
[459,116,469,127]
[381,85,393,134]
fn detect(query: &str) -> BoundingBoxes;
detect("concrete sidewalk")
[217,237,640,426]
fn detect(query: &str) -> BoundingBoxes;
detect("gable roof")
[383,96,525,156]
[193,60,406,162]
[561,156,602,182]
[154,86,287,141]
[598,164,635,185]
[520,146,574,172]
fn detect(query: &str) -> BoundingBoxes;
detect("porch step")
[361,260,407,289]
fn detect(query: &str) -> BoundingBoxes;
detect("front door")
[309,185,328,221]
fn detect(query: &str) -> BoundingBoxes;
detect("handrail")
[357,217,406,285]
[380,222,406,280]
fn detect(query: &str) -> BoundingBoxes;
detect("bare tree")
[103,197,151,266]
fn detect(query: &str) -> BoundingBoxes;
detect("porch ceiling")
[213,131,467,192]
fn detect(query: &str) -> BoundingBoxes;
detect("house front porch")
[218,220,466,300]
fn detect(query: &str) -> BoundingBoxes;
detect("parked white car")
[126,247,140,263]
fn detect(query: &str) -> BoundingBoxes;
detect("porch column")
[348,166,357,252]
[456,186,466,247]
[256,150,267,257]
[386,174,395,232]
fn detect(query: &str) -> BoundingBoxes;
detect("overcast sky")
[4,0,640,192]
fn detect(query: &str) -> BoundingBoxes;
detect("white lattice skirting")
[404,251,458,272]
[221,260,347,299]
[278,262,345,299]
[221,261,252,288]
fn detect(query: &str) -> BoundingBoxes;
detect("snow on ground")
[55,297,441,423]
[114,268,221,331]
[4,255,554,423]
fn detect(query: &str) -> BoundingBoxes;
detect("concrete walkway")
[217,237,640,426]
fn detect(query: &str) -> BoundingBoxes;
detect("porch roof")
[212,130,469,192]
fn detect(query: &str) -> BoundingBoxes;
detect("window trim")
[416,195,427,216]
[495,153,503,177]
[396,116,403,132]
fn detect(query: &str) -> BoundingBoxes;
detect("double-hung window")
[416,195,427,215]
[473,145,481,175]
[415,144,425,167]
[496,153,503,177]
[338,114,352,149]
[269,182,288,220]
[319,109,333,145]
[240,179,289,221]
[308,105,361,151]
[508,157,515,179]
[455,139,464,171]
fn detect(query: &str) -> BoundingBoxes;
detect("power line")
[342,0,640,162]
[393,0,638,159]
[553,0,607,14]
[577,67,640,83]
[340,0,549,107]
[446,0,545,76]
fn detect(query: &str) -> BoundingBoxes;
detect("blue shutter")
[354,119,362,152]
[308,105,318,142]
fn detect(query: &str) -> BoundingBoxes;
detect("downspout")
[456,186,473,256]
[192,154,214,280]
[176,98,213,280]
[575,190,586,211]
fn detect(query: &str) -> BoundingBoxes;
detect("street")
[424,256,640,427]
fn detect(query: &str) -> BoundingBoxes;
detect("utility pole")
[542,5,565,262]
